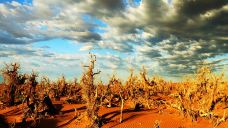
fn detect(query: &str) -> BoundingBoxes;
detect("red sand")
[1,101,227,128]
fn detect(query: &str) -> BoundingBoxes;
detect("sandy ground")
[0,100,227,128]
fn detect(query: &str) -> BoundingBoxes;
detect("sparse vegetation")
[0,55,227,128]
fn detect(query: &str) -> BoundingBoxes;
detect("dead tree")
[21,71,40,126]
[81,53,101,128]
[1,63,27,106]
[22,72,57,126]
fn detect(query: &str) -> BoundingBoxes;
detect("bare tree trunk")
[81,53,101,128]
[209,80,218,112]
[119,94,124,123]
[8,84,16,106]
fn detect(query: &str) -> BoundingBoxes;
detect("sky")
[0,0,227,82]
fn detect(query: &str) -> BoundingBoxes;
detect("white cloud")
[0,0,227,81]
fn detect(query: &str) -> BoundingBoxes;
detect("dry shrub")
[125,68,142,110]
[124,67,167,110]
[66,78,83,104]
[39,76,51,95]
[171,65,227,125]
[49,75,67,101]
[96,80,106,106]
[138,67,167,110]
[1,63,27,106]
[22,72,58,127]
[1,55,228,127]
[58,75,67,97]
[102,75,122,107]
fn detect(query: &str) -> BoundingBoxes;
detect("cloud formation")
[0,0,227,81]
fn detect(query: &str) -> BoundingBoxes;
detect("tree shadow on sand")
[37,118,58,128]
[0,114,8,128]
[56,106,86,128]
[101,108,148,126]
[0,107,23,116]
[57,116,78,128]
[61,106,86,115]
[0,116,58,128]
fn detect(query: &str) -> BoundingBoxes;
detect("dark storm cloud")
[78,32,102,42]
[176,0,227,17]
[156,0,228,40]
[140,49,162,58]
[154,38,228,75]
[0,33,28,44]
[88,0,126,17]
[96,0,125,11]
[144,0,169,23]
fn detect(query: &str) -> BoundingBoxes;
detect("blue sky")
[0,0,227,83]
[33,39,80,54]
[0,0,32,4]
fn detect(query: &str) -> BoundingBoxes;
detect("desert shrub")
[96,80,106,106]
[1,55,227,127]
[58,75,68,97]
[22,72,58,127]
[171,65,227,125]
[102,75,122,107]
[39,76,51,95]
[52,81,61,101]
[140,67,171,97]
[48,75,68,101]
[26,71,38,97]
[66,78,83,104]
[125,68,145,110]
[21,72,40,126]
[110,77,125,123]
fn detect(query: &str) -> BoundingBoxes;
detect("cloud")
[0,0,104,45]
[0,44,55,57]
[98,41,134,52]
[80,44,94,51]
[175,0,227,17]
[0,0,228,80]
